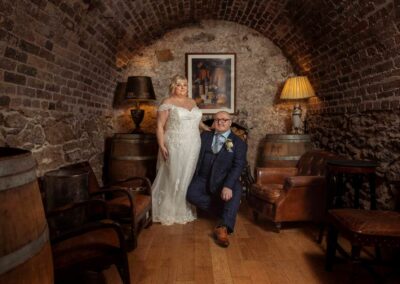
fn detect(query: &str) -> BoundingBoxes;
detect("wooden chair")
[60,162,152,250]
[47,200,131,284]
[325,160,400,279]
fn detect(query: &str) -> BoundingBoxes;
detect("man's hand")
[221,187,233,201]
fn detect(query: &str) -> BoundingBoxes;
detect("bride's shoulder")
[158,98,174,111]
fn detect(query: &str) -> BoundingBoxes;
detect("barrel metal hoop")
[263,155,301,160]
[0,167,37,191]
[0,155,36,177]
[0,225,49,274]
[111,155,157,161]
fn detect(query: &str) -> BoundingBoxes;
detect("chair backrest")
[60,162,100,194]
[203,119,249,142]
[297,150,343,176]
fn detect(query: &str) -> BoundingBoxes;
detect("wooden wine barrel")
[258,134,312,167]
[0,147,53,284]
[108,133,158,182]
[43,168,89,230]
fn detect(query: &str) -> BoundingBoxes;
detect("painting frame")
[186,53,236,114]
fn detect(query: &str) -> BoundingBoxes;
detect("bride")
[152,75,210,225]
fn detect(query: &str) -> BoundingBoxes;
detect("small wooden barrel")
[0,147,53,284]
[108,133,158,182]
[258,134,312,167]
[43,168,89,230]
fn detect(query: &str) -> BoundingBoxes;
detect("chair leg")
[274,222,281,233]
[325,225,338,271]
[116,254,131,284]
[252,210,259,222]
[317,222,325,244]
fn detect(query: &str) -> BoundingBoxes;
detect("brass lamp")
[125,76,156,133]
[280,76,315,134]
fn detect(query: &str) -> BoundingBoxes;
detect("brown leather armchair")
[248,150,342,231]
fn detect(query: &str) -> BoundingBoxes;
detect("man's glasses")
[214,119,231,123]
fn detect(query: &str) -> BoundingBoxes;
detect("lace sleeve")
[158,104,173,112]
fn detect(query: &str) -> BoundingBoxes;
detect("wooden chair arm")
[104,176,152,195]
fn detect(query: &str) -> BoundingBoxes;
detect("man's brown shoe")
[213,226,229,247]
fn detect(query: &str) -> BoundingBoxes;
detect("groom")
[186,111,247,247]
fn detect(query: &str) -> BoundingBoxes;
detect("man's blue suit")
[186,130,247,232]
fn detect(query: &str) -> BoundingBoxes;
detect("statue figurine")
[292,104,304,134]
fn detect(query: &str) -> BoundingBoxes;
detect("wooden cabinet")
[258,134,312,167]
[107,133,158,182]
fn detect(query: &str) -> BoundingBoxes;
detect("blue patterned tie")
[212,134,224,153]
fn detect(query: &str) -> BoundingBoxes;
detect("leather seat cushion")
[108,193,151,219]
[52,228,120,270]
[249,184,284,203]
[329,209,400,237]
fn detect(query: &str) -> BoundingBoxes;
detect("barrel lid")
[0,147,36,177]
[0,147,31,159]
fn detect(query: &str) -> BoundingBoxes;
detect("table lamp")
[125,76,156,133]
[280,76,315,134]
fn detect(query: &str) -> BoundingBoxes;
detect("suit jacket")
[194,131,247,193]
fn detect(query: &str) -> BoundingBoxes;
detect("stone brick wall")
[304,1,400,209]
[119,20,294,172]
[0,0,121,178]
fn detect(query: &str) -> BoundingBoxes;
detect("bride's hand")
[160,145,169,160]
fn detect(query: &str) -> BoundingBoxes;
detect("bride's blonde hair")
[169,75,187,96]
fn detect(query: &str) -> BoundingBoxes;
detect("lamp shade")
[280,76,315,100]
[125,76,156,101]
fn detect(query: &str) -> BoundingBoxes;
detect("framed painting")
[186,53,236,114]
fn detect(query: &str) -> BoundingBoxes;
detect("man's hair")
[213,111,231,118]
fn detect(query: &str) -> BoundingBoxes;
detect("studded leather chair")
[248,150,343,231]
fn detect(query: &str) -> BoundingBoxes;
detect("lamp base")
[130,109,145,134]
[291,104,304,134]
[131,127,144,134]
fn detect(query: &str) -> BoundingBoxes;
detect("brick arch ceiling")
[85,0,397,110]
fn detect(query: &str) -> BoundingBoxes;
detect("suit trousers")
[187,176,242,233]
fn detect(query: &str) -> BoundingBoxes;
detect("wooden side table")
[326,159,378,210]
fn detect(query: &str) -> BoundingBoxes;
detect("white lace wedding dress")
[152,104,202,225]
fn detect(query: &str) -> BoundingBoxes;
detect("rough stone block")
[155,49,174,62]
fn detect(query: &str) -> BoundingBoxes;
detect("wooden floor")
[104,204,399,284]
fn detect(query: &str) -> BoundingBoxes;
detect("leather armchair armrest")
[255,167,298,184]
[284,175,326,188]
